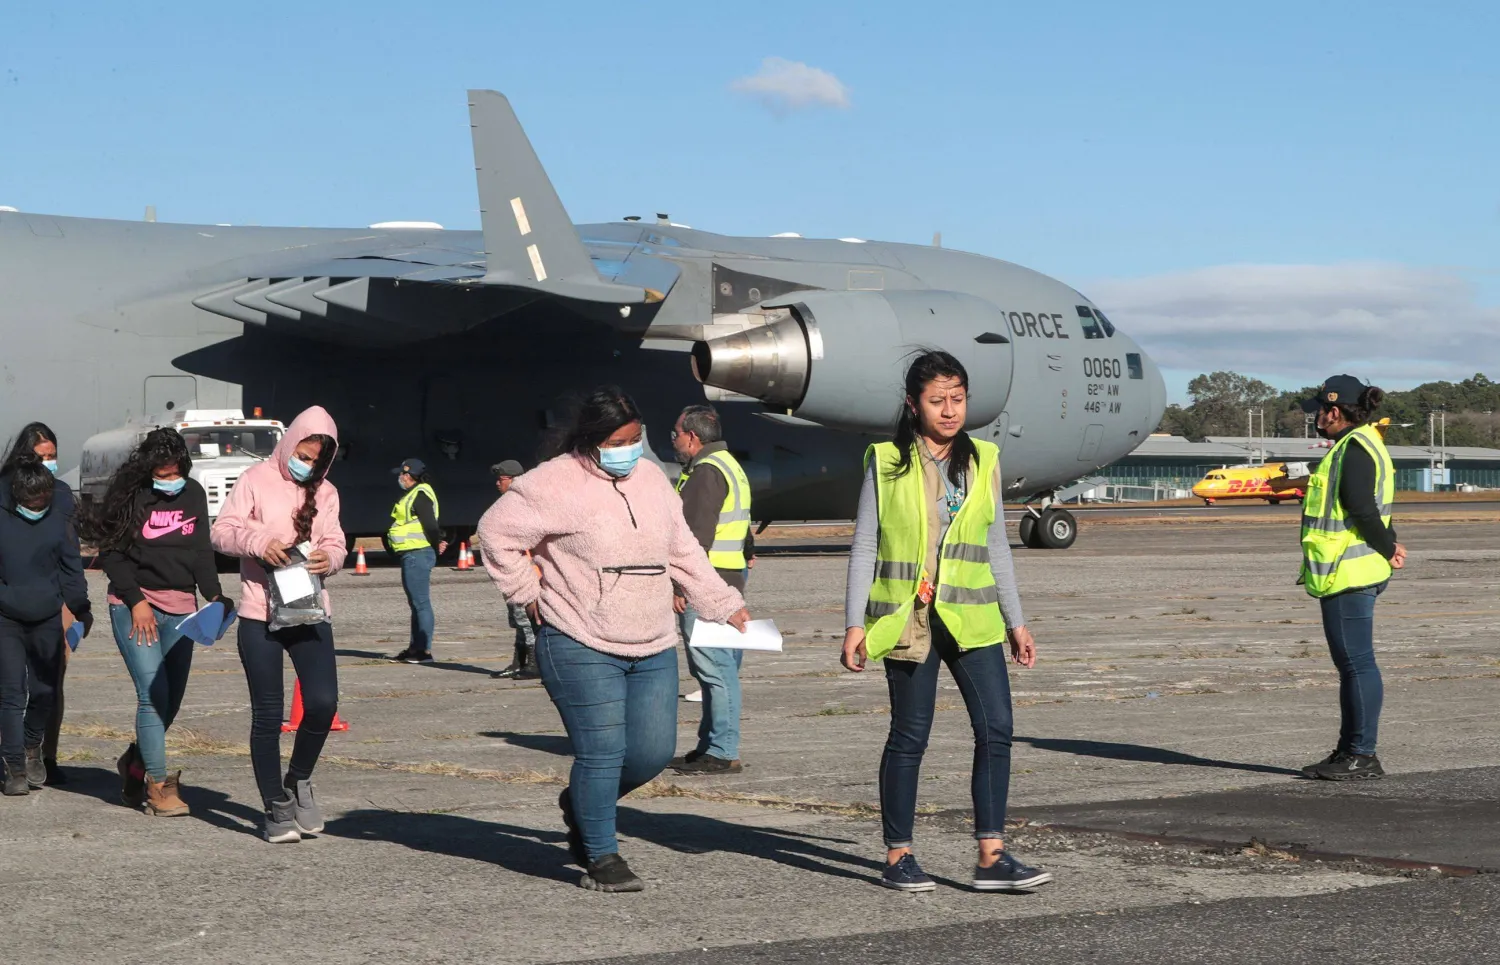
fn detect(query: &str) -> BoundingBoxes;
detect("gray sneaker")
[23,745,46,789]
[263,795,302,843]
[286,778,324,834]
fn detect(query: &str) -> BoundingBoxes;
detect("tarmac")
[5,505,1498,964]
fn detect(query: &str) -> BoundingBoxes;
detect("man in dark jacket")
[0,457,92,794]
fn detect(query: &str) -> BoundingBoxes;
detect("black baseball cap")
[1300,375,1370,413]
[393,458,427,476]
[491,459,524,477]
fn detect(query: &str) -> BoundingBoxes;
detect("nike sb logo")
[142,509,197,539]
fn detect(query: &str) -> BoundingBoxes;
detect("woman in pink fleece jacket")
[211,406,345,844]
[479,386,750,893]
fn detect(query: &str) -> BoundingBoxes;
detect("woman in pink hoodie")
[211,406,345,843]
[479,386,750,893]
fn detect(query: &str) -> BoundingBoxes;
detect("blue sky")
[4,2,1496,401]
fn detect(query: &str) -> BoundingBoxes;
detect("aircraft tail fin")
[467,89,642,304]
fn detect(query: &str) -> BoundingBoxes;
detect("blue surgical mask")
[288,456,314,482]
[597,441,643,477]
[42,460,58,475]
[16,505,48,521]
[153,477,186,496]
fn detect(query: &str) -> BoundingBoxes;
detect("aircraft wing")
[191,90,670,344]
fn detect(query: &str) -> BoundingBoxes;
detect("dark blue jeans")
[237,619,338,808]
[1319,583,1385,756]
[0,612,63,767]
[536,626,678,861]
[399,547,436,654]
[881,617,1014,848]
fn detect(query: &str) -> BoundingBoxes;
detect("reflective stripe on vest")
[862,440,1006,659]
[676,450,752,570]
[388,482,439,551]
[1299,424,1394,597]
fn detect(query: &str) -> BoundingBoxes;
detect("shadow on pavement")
[47,764,265,835]
[1015,736,1302,777]
[324,809,577,883]
[48,764,127,807]
[481,731,573,756]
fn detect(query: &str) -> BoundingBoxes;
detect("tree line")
[1157,371,1500,448]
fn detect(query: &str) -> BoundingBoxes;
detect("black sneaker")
[973,852,1054,891]
[670,754,742,775]
[581,853,645,893]
[491,663,522,679]
[402,651,434,665]
[43,758,68,786]
[668,749,704,770]
[1300,748,1342,779]
[880,853,936,892]
[558,788,587,867]
[390,648,416,662]
[2,760,28,797]
[1307,750,1384,781]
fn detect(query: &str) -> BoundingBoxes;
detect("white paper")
[689,618,783,652]
[273,563,317,603]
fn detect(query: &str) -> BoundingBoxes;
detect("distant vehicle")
[1191,462,1307,506]
[80,409,285,524]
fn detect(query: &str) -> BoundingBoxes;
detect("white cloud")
[731,57,851,114]
[1089,263,1500,386]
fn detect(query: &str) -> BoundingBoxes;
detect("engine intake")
[692,289,1014,431]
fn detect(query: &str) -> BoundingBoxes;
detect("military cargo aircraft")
[0,90,1165,550]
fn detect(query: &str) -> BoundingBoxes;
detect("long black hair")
[2,422,58,475]
[291,433,337,545]
[81,428,193,551]
[545,386,643,462]
[888,350,977,490]
[1329,386,1387,426]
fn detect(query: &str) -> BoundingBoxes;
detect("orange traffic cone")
[282,680,350,733]
[456,541,472,570]
[353,546,369,575]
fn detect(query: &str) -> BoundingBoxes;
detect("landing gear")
[1020,506,1078,550]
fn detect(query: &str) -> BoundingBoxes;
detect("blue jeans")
[880,617,1014,848]
[1319,583,1385,756]
[399,547,436,654]
[537,626,678,861]
[680,605,744,760]
[110,603,194,781]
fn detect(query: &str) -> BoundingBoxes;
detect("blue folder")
[176,602,237,646]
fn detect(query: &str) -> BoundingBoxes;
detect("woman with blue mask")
[0,456,93,796]
[477,385,752,893]
[0,421,79,785]
[81,428,230,815]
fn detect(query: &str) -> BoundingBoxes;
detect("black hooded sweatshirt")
[0,478,91,624]
[99,479,223,608]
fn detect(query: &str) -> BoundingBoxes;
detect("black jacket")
[1332,428,1398,560]
[0,475,91,623]
[99,479,224,608]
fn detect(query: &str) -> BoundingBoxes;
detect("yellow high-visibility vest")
[863,440,1005,660]
[1300,424,1395,597]
[676,449,752,570]
[388,482,439,552]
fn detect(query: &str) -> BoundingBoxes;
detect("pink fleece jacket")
[210,407,346,622]
[478,452,744,658]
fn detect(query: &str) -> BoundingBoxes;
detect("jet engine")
[691,289,1015,431]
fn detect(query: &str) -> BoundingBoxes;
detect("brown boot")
[145,771,190,817]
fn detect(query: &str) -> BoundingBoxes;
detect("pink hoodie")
[210,406,346,623]
[478,452,744,658]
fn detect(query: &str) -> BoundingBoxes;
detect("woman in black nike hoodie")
[83,428,228,815]
[0,456,92,796]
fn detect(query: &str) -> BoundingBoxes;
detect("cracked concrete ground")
[4,506,1497,964]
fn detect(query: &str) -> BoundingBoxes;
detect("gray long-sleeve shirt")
[844,460,1025,631]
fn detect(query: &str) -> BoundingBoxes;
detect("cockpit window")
[1126,353,1144,380]
[1094,310,1116,337]
[1076,305,1104,339]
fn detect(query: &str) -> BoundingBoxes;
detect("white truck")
[79,409,285,524]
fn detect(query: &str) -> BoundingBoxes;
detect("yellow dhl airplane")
[1192,463,1306,505]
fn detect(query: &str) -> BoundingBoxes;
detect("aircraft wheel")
[1019,513,1041,548]
[1203,498,1215,506]
[1037,509,1078,550]
[1266,498,1281,505]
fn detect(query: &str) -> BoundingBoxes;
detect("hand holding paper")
[689,618,783,652]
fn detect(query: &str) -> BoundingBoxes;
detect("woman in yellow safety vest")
[841,350,1049,894]
[1279,375,1405,781]
[386,458,447,664]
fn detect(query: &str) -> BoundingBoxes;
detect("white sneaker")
[683,690,703,703]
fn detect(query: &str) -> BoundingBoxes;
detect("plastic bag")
[268,542,329,630]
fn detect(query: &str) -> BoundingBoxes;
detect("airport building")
[1097,434,1500,500]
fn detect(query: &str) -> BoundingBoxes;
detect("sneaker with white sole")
[285,778,324,834]
[972,852,1053,891]
[263,795,302,843]
[880,853,937,892]
[683,690,703,703]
